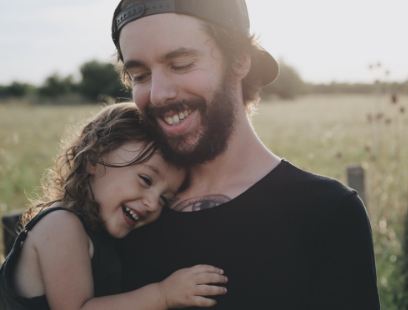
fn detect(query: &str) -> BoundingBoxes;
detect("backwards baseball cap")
[112,0,279,85]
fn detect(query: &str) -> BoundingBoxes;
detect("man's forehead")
[119,13,212,59]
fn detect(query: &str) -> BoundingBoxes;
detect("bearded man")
[111,1,380,309]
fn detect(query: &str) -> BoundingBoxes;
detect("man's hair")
[201,22,267,107]
[21,102,157,231]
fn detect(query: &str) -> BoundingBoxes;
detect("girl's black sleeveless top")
[0,206,122,310]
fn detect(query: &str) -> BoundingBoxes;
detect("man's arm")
[308,193,380,309]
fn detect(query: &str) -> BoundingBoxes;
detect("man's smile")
[161,108,193,126]
[146,99,205,137]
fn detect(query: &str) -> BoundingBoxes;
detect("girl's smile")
[88,141,186,238]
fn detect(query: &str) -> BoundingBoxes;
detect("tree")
[79,60,130,101]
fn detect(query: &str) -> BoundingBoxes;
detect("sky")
[0,0,407,85]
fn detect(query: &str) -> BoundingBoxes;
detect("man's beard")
[144,80,236,167]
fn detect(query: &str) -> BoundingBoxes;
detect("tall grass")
[0,103,99,211]
[0,94,407,308]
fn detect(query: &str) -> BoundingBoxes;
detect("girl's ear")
[86,162,97,175]
[232,53,251,80]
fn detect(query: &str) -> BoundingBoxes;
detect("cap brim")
[256,47,279,86]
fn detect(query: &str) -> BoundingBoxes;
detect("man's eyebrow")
[163,48,199,61]
[123,60,146,71]
[124,48,199,71]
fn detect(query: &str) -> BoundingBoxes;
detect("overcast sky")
[1,0,407,85]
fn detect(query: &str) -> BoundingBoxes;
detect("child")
[0,102,228,310]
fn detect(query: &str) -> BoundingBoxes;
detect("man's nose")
[149,71,178,106]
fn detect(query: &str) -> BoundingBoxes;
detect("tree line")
[0,60,130,103]
[1,60,407,103]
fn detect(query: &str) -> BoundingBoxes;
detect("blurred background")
[1,0,407,308]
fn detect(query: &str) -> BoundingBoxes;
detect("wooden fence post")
[346,165,367,206]
[2,211,22,256]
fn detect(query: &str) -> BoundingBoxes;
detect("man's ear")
[232,53,251,80]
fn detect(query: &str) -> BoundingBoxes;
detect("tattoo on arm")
[171,195,231,212]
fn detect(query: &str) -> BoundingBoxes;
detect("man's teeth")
[164,110,191,125]
[124,206,139,222]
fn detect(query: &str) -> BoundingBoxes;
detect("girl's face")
[88,141,186,238]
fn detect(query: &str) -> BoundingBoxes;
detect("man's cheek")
[132,91,148,111]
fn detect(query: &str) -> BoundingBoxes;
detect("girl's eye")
[139,175,152,187]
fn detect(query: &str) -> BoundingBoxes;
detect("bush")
[0,82,35,99]
[38,74,76,98]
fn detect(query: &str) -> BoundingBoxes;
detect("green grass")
[1,94,407,309]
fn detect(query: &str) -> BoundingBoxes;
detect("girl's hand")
[158,264,228,308]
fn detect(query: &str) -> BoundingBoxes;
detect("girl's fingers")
[191,264,224,275]
[195,273,228,285]
[195,284,228,296]
[190,296,218,308]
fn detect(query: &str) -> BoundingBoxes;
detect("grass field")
[1,94,407,309]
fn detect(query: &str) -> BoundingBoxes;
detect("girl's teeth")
[125,207,139,221]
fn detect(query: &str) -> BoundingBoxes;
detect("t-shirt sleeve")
[308,192,381,309]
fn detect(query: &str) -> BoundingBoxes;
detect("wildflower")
[364,144,371,153]
[335,151,342,159]
[391,93,398,104]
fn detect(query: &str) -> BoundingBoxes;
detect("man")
[111,0,380,309]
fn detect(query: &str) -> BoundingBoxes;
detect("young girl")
[0,102,228,310]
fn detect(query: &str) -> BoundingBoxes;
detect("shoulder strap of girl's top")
[4,205,91,263]
[24,205,77,232]
[0,205,86,310]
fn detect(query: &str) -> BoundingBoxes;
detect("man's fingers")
[195,284,228,296]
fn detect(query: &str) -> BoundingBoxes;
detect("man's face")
[119,13,237,165]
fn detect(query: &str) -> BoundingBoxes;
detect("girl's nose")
[143,193,161,212]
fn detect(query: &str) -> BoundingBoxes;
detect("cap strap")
[115,0,176,32]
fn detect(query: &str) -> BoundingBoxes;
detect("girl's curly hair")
[21,102,157,232]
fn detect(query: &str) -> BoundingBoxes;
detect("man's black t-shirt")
[120,160,380,309]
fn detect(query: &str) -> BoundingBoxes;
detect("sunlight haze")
[0,0,406,84]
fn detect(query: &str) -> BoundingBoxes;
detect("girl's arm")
[82,265,227,309]
[32,211,227,310]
